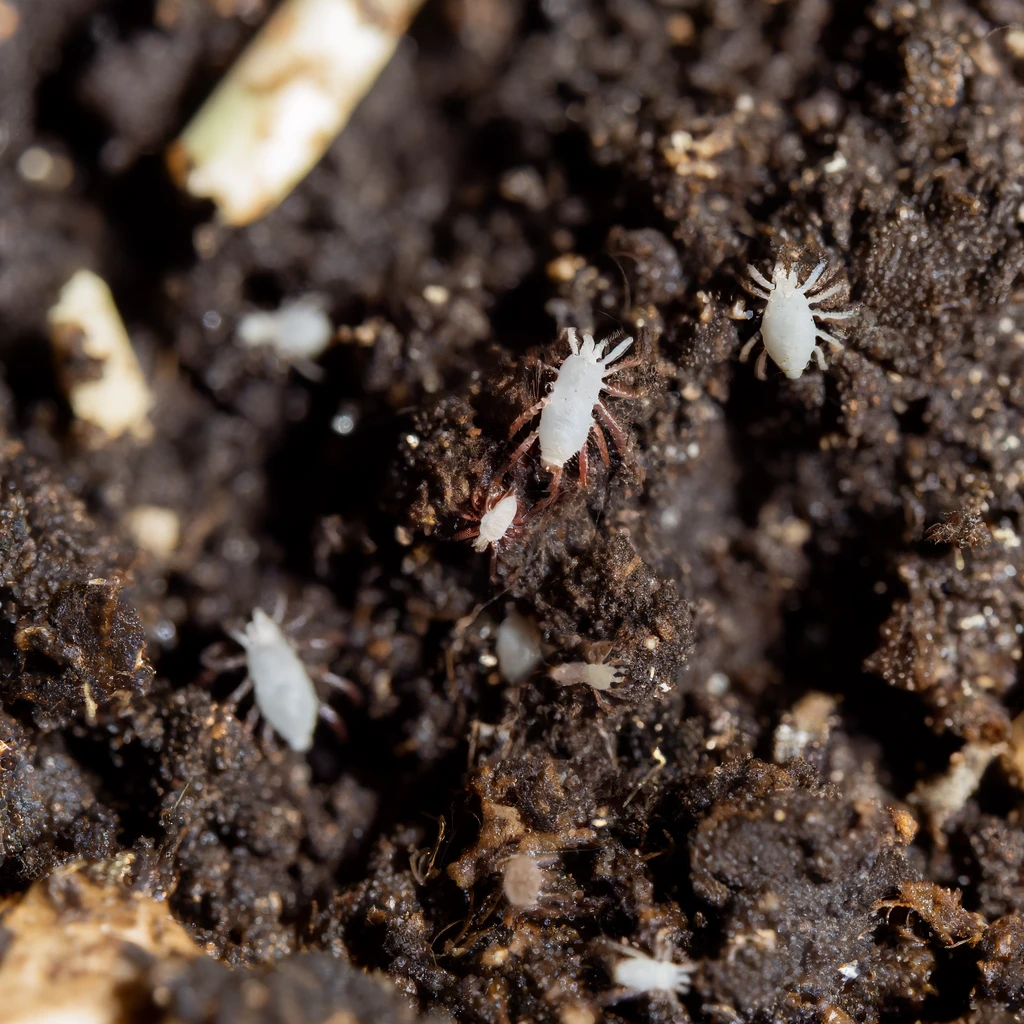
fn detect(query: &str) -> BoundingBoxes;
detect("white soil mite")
[454,488,522,566]
[236,294,333,361]
[230,608,320,753]
[548,661,623,691]
[473,491,518,552]
[610,943,696,998]
[740,259,855,380]
[507,327,641,499]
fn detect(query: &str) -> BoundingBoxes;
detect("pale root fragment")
[0,857,201,1024]
[170,0,426,226]
[47,270,154,443]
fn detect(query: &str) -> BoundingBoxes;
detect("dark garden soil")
[1,1,1024,1021]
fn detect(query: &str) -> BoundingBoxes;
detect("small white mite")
[507,327,640,498]
[610,943,695,998]
[548,661,623,692]
[230,608,320,753]
[454,487,521,564]
[740,259,855,380]
[474,492,518,552]
[236,294,333,361]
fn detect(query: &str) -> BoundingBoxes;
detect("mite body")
[610,944,695,996]
[740,259,855,380]
[231,609,320,752]
[471,491,519,552]
[507,327,640,498]
[221,605,360,753]
[454,487,524,571]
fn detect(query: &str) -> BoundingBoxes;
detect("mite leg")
[321,671,362,704]
[259,718,275,747]
[500,429,539,478]
[524,353,558,374]
[200,647,247,673]
[591,421,611,466]
[604,352,645,374]
[579,443,589,486]
[799,260,827,293]
[813,345,827,370]
[807,280,844,305]
[601,381,643,399]
[544,465,563,506]
[594,401,628,453]
[319,703,348,740]
[225,675,254,708]
[739,335,760,363]
[748,265,774,292]
[755,348,769,380]
[508,396,551,440]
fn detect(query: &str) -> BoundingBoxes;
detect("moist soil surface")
[1,1,1024,1022]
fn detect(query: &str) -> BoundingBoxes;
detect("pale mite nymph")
[472,491,518,552]
[607,941,696,1000]
[454,488,521,559]
[230,609,320,752]
[227,607,358,753]
[740,259,855,380]
[506,327,640,498]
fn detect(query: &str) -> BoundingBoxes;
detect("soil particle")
[131,683,377,963]
[688,759,935,1021]
[147,950,427,1024]
[0,707,120,882]
[974,913,1024,1008]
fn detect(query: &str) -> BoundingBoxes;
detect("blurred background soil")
[1,0,1024,1022]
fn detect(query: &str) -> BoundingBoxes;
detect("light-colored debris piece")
[911,740,1006,838]
[495,608,543,684]
[501,853,550,910]
[125,505,181,559]
[170,0,427,225]
[236,294,334,361]
[47,270,154,443]
[772,691,838,764]
[0,857,201,1024]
